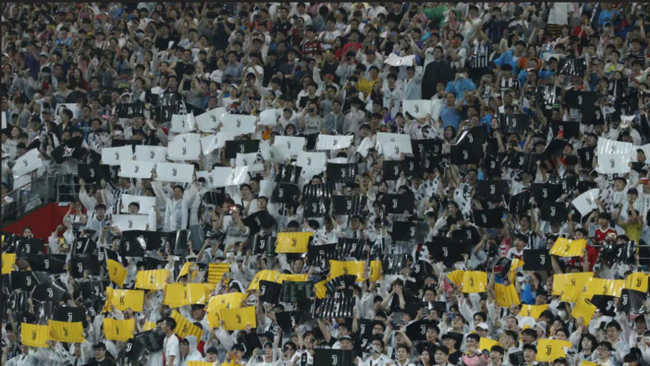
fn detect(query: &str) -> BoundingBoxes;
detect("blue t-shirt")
[441,105,461,130]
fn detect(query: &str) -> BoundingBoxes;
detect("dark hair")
[164,316,177,330]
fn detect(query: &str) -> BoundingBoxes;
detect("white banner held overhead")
[376,133,413,158]
[259,179,274,198]
[135,145,168,162]
[571,188,600,217]
[111,214,150,232]
[101,146,133,166]
[259,109,281,126]
[119,160,155,179]
[316,134,353,150]
[155,162,194,183]
[170,113,196,133]
[209,166,250,187]
[220,114,257,135]
[403,100,433,119]
[296,152,327,180]
[236,152,263,172]
[167,133,201,161]
[120,194,157,214]
[596,138,634,175]
[274,136,306,157]
[12,149,43,177]
[196,107,226,132]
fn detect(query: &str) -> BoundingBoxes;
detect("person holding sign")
[151,171,200,233]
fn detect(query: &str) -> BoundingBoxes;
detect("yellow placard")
[248,270,281,291]
[583,278,624,299]
[48,320,85,343]
[164,283,213,308]
[549,238,587,257]
[21,323,49,348]
[275,232,313,253]
[2,252,16,274]
[314,280,327,299]
[188,362,214,366]
[109,288,144,312]
[461,271,487,293]
[447,270,464,287]
[221,306,256,331]
[571,297,597,325]
[107,259,128,287]
[103,318,135,342]
[519,304,549,319]
[494,283,520,307]
[479,338,500,352]
[276,273,310,283]
[170,310,203,340]
[208,263,230,285]
[369,260,383,281]
[536,338,572,362]
[143,321,157,331]
[552,272,593,302]
[624,272,649,293]
[206,292,247,328]
[580,361,598,366]
[177,261,199,281]
[135,269,169,290]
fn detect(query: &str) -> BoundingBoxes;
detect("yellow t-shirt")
[623,222,642,243]
[356,77,378,97]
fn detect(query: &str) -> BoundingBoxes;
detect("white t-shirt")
[164,334,180,366]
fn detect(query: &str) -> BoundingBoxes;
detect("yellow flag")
[206,292,247,328]
[583,278,624,299]
[177,261,199,281]
[447,270,464,287]
[552,272,593,302]
[275,232,313,253]
[208,263,230,284]
[329,260,367,281]
[519,304,549,319]
[170,310,203,340]
[135,269,169,290]
[110,289,144,312]
[536,338,572,362]
[625,272,649,293]
[580,361,598,366]
[509,258,524,284]
[479,338,500,352]
[276,273,309,283]
[494,284,520,307]
[571,297,597,325]
[48,320,85,343]
[221,306,256,331]
[21,323,49,348]
[107,259,128,287]
[2,252,16,274]
[188,362,214,366]
[549,238,587,257]
[103,318,135,342]
[461,271,487,293]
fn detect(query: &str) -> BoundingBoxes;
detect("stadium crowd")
[3,2,650,366]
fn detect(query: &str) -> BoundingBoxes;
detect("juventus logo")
[489,185,496,195]
[467,134,474,144]
[610,159,615,168]
[291,238,297,247]
[63,328,69,337]
[236,119,241,128]
[150,151,155,159]
[172,168,178,176]
[306,158,312,166]
[637,278,642,287]
[481,214,487,223]
[545,345,552,355]
[23,160,28,167]
[134,165,140,173]
[519,156,525,166]
[409,226,416,237]
[287,141,292,150]
[236,315,242,324]
[47,288,54,298]
[128,220,134,228]
[392,199,398,209]
[346,200,352,210]
[622,294,629,305]
[67,312,73,322]
[331,356,338,366]
[393,166,400,176]
[539,255,546,265]
[414,105,419,114]
[549,206,556,217]
[32,330,37,339]
[182,147,187,155]
[542,188,548,199]
[26,276,32,286]
[120,295,126,305]
[211,115,217,122]
[114,152,120,160]
[462,150,469,160]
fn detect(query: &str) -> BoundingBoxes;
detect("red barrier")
[1,203,69,239]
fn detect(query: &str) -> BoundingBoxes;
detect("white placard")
[376,133,413,158]
[13,149,43,177]
[596,137,633,174]
[403,100,433,119]
[155,162,194,183]
[167,133,201,161]
[316,134,353,150]
[221,114,257,135]
[120,194,157,214]
[135,145,168,162]
[296,152,327,180]
[259,109,281,126]
[356,136,375,158]
[200,132,238,155]
[236,152,263,172]
[170,113,196,133]
[196,107,226,132]
[54,103,81,123]
[101,146,133,166]
[119,160,155,179]
[1,111,6,129]
[111,214,150,232]
[384,53,415,67]
[597,137,634,157]
[196,170,216,188]
[274,136,306,156]
[259,179,274,198]
[209,166,250,187]
[571,189,600,217]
